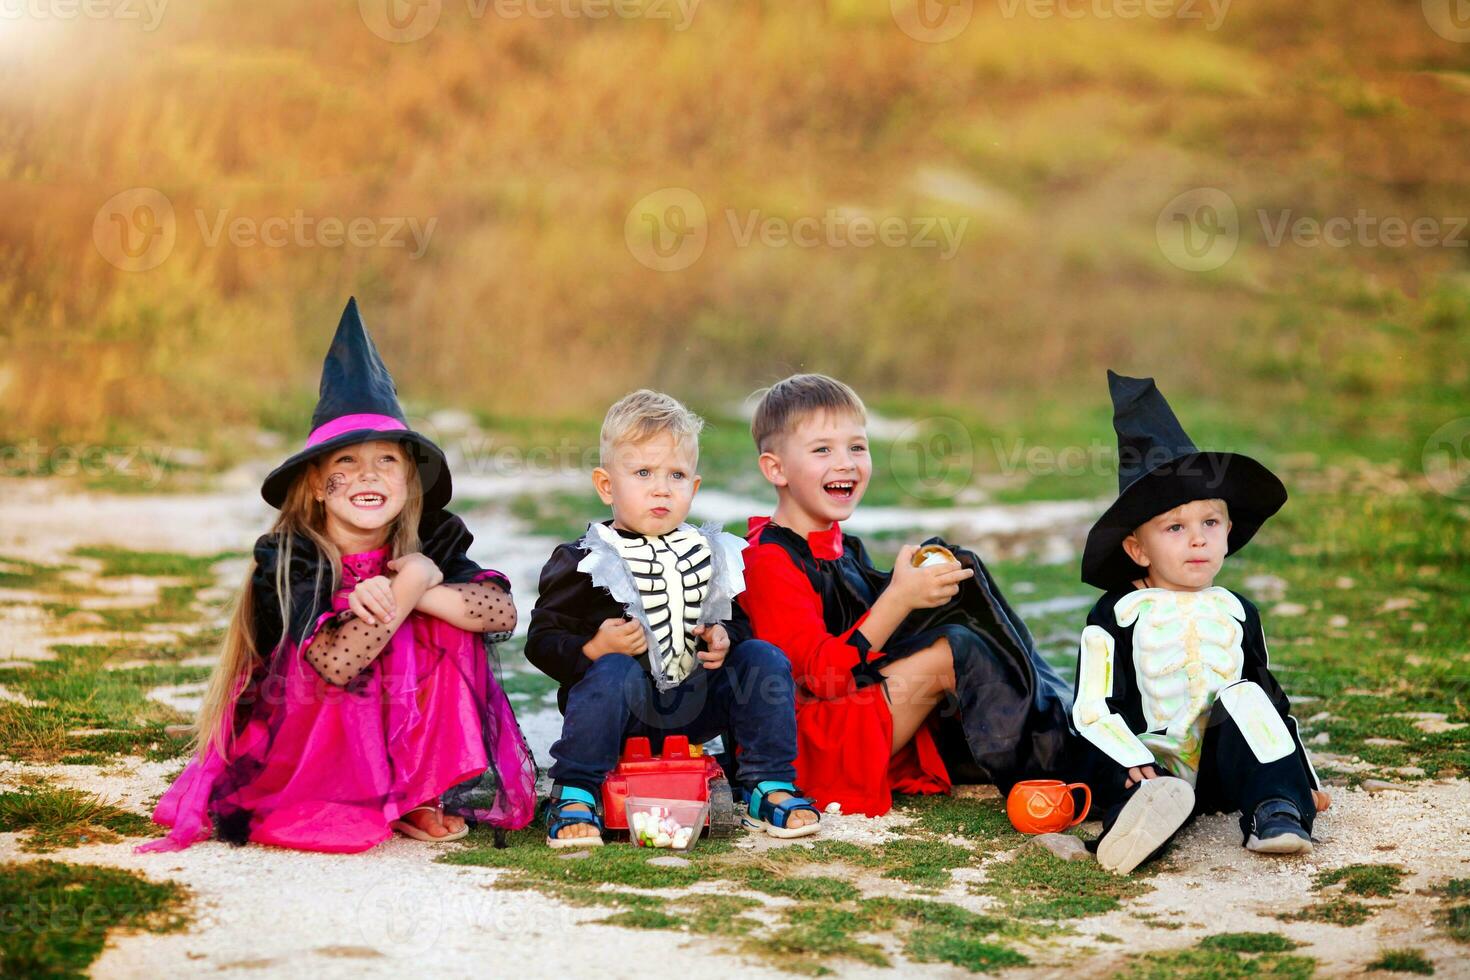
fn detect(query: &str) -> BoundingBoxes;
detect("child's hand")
[1125,765,1160,789]
[1312,789,1332,813]
[583,617,648,660]
[348,575,396,626]
[693,624,729,670]
[887,544,975,611]
[387,553,443,591]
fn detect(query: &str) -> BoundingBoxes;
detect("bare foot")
[764,790,818,830]
[401,805,464,838]
[552,802,601,841]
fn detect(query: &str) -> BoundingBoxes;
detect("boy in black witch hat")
[1072,371,1329,875]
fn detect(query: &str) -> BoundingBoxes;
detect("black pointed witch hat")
[260,298,452,511]
[1080,370,1286,591]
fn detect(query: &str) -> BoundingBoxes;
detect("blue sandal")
[741,781,822,839]
[546,786,604,849]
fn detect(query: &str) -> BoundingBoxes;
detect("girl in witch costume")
[1072,371,1328,875]
[139,299,536,853]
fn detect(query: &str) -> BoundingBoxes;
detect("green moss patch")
[1367,948,1435,975]
[0,859,189,977]
[1117,932,1316,979]
[1313,863,1406,898]
[973,848,1150,920]
[0,786,155,852]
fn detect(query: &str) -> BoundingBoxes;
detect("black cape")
[753,523,1076,789]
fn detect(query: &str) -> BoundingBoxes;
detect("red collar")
[747,516,844,561]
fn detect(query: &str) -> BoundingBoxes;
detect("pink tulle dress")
[140,515,537,853]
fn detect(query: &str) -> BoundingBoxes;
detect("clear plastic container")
[625,796,709,852]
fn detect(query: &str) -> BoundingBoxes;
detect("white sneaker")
[1096,776,1195,875]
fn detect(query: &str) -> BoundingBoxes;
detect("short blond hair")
[600,389,704,465]
[750,374,867,453]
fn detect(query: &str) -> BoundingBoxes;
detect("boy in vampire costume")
[738,375,1077,817]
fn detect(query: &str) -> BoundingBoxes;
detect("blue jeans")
[548,639,798,795]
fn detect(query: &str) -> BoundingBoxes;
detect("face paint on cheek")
[325,473,348,497]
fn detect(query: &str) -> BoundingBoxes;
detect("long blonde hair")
[194,450,424,759]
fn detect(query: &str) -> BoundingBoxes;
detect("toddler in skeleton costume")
[527,391,819,847]
[1075,372,1328,875]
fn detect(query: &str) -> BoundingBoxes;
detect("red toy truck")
[600,735,740,837]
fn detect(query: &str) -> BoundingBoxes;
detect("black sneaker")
[1245,798,1313,855]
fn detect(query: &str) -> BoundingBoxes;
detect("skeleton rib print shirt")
[1070,586,1320,789]
[575,521,746,689]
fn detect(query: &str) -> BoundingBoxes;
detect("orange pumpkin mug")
[1005,779,1092,835]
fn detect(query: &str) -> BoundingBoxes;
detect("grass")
[1117,942,1317,979]
[0,550,220,764]
[69,546,240,581]
[1433,879,1470,945]
[1367,948,1435,975]
[442,819,1036,973]
[972,847,1150,920]
[759,905,892,973]
[1278,864,1410,929]
[0,860,189,978]
[1199,933,1300,954]
[0,555,71,590]
[508,491,603,542]
[1198,488,1470,785]
[0,786,155,852]
[497,666,560,704]
[1313,864,1407,899]
[1279,897,1373,928]
[893,792,1014,842]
